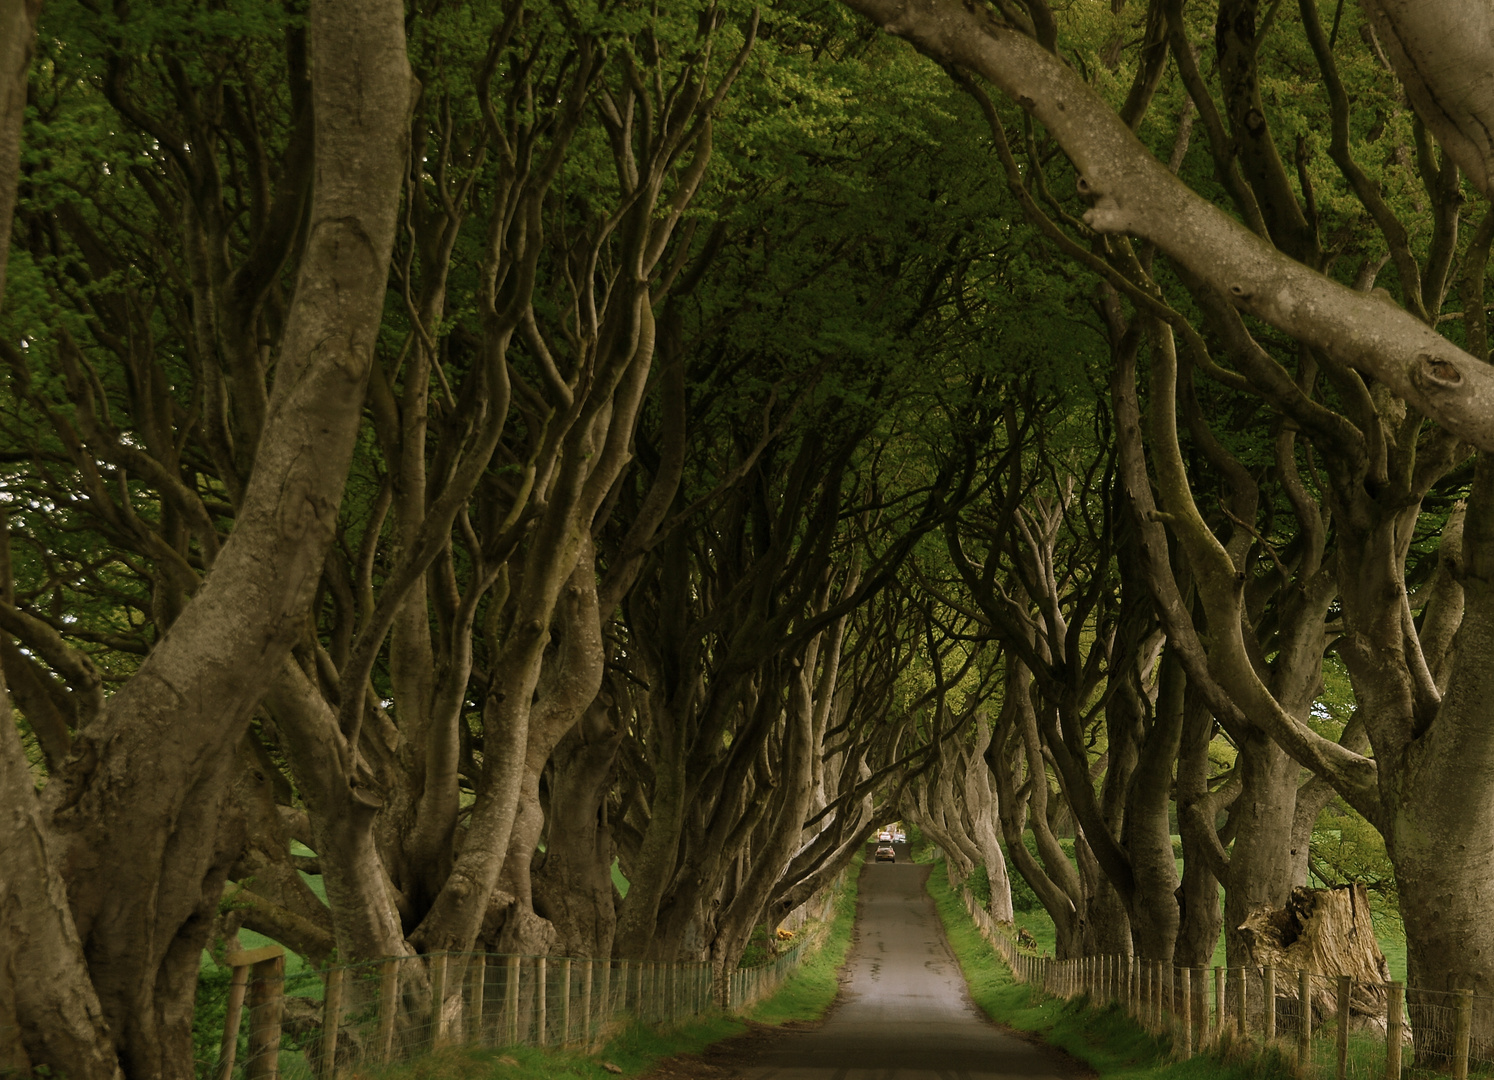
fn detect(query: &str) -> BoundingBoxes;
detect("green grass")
[924,862,1298,1080]
[366,858,863,1080]
[356,1016,751,1080]
[746,857,862,1026]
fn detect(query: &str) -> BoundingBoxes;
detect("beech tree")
[0,0,410,1074]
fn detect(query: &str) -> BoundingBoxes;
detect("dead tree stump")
[1238,884,1391,1032]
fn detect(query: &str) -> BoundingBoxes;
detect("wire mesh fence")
[959,887,1494,1080]
[195,939,815,1080]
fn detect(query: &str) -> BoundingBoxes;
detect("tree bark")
[531,696,625,959]
[1382,456,1494,1028]
[966,715,1014,922]
[0,671,120,1080]
[1359,0,1494,199]
[0,0,40,306]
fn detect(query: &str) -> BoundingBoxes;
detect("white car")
[878,831,892,842]
[894,831,906,843]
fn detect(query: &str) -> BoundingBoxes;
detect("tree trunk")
[1174,686,1228,968]
[1384,462,1494,1045]
[266,658,410,962]
[965,715,1014,923]
[0,0,40,305]
[1221,733,1301,967]
[0,672,120,1080]
[531,697,624,959]
[1360,0,1494,199]
[710,665,818,1002]
[23,3,409,1073]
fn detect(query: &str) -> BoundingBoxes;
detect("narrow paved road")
[743,854,1080,1080]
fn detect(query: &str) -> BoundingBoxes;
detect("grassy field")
[924,863,1299,1080]
[357,858,863,1080]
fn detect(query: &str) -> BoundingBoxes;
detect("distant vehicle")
[875,844,896,862]
[878,831,892,842]
[894,831,906,843]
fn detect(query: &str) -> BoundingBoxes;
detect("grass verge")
[745,857,860,1027]
[366,858,863,1080]
[924,863,1296,1080]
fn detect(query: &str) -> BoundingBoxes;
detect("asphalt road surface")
[740,851,1081,1080]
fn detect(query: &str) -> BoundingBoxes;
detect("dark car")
[875,844,896,862]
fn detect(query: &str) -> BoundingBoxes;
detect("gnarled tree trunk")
[3,1,410,1074]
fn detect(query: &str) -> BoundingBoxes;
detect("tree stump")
[1237,885,1391,1032]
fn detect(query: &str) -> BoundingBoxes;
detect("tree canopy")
[5,1,1494,1076]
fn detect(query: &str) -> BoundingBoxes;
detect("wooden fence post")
[1163,961,1172,1025]
[1214,966,1225,1041]
[537,957,548,1046]
[1264,967,1276,1041]
[1336,975,1351,1080]
[1179,966,1192,1060]
[319,966,343,1080]
[216,959,253,1080]
[377,959,399,1063]
[1298,969,1312,1070]
[561,958,573,1046]
[1237,967,1247,1038]
[470,956,486,1046]
[1153,961,1165,1033]
[1385,980,1403,1080]
[1455,988,1473,1080]
[1192,968,1206,1049]
[430,954,448,1048]
[505,957,520,1046]
[601,961,612,1029]
[245,948,286,1080]
[581,960,594,1047]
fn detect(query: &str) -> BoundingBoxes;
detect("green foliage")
[192,966,247,1080]
[965,862,991,908]
[1005,838,1048,914]
[1310,800,1401,935]
[746,859,861,1026]
[737,924,778,969]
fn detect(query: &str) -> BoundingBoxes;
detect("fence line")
[196,933,820,1080]
[197,918,830,1079]
[959,888,1491,1080]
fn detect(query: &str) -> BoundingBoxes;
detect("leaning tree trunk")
[1334,458,1494,1058]
[1381,464,1494,1057]
[1174,686,1230,969]
[0,672,120,1080]
[1360,0,1494,200]
[0,9,115,1075]
[965,715,1015,923]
